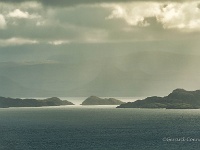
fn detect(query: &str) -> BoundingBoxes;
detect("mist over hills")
[0,50,200,97]
[0,0,200,98]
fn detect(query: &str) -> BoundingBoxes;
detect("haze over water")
[19,97,144,105]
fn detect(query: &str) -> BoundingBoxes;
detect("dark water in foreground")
[1,106,200,150]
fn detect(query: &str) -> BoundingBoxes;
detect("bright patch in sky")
[0,37,38,46]
[0,14,6,29]
[8,9,41,19]
[105,2,200,31]
[49,40,70,45]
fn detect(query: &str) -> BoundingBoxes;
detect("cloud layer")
[8,9,40,19]
[0,14,6,29]
[0,0,200,97]
[0,0,195,7]
[0,0,200,47]
[0,37,38,46]
[105,2,200,31]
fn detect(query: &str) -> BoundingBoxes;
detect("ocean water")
[1,106,200,150]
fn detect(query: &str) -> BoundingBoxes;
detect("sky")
[0,0,200,97]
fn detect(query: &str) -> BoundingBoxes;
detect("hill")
[0,97,74,108]
[117,89,200,109]
[81,96,125,105]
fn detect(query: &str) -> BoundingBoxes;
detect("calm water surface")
[0,106,200,150]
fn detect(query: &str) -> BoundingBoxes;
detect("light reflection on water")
[20,97,145,105]
[1,107,200,149]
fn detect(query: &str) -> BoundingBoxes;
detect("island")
[117,89,200,109]
[0,97,74,108]
[81,96,125,105]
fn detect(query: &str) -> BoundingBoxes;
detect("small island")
[117,89,200,109]
[81,96,125,105]
[0,97,74,108]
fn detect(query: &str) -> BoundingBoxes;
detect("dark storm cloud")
[0,0,193,7]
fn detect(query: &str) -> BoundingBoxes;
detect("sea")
[1,98,200,150]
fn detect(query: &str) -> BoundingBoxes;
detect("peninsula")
[117,89,200,109]
[0,97,74,108]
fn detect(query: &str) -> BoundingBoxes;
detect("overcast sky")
[0,0,200,97]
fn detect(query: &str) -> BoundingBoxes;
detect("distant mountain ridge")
[117,89,200,109]
[81,96,125,105]
[0,97,74,108]
[1,51,200,97]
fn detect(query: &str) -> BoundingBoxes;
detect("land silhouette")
[1,89,200,109]
[81,96,125,105]
[117,89,200,109]
[0,97,74,108]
